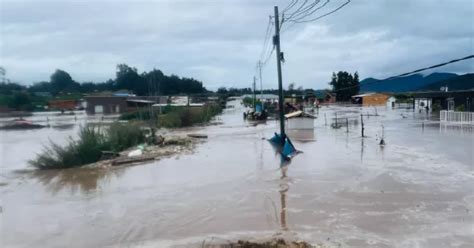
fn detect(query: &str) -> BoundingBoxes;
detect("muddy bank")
[208,239,314,248]
[84,135,200,169]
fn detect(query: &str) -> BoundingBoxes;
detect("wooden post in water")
[324,113,327,126]
[360,114,365,137]
[346,118,349,133]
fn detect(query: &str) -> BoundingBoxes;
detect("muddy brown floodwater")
[1,101,473,247]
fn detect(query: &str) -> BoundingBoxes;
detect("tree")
[288,83,295,93]
[329,71,360,101]
[50,69,80,94]
[115,64,145,95]
[217,87,228,95]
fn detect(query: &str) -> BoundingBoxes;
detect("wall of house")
[48,100,77,110]
[85,97,128,115]
[362,94,390,106]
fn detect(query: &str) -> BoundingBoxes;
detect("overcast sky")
[1,0,473,89]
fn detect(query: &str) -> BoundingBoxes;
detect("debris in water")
[188,133,208,139]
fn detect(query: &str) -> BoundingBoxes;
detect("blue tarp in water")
[256,103,263,113]
[269,133,297,160]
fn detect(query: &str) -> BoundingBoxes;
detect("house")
[314,90,336,104]
[242,94,279,103]
[352,93,391,106]
[84,95,167,115]
[412,90,474,112]
[48,100,78,110]
[84,96,128,115]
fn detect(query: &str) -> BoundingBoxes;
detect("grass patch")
[119,104,223,128]
[157,103,222,128]
[30,123,146,169]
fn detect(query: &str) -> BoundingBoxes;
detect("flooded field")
[1,101,473,247]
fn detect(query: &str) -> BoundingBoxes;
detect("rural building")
[315,91,336,104]
[352,93,391,106]
[48,100,78,110]
[412,90,474,112]
[84,95,177,115]
[85,96,129,115]
[285,110,316,130]
[242,94,279,103]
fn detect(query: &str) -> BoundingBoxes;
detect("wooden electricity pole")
[274,6,285,140]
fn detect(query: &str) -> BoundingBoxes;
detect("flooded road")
[1,102,473,247]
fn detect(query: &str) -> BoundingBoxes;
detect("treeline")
[0,64,207,110]
[2,64,207,96]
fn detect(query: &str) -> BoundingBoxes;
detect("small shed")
[285,110,316,130]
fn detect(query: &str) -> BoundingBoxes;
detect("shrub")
[157,104,222,128]
[30,123,146,169]
[455,104,465,112]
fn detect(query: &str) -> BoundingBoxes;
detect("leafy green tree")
[329,71,360,101]
[50,69,80,94]
[217,87,228,94]
[114,64,145,94]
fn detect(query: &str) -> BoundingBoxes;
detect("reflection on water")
[28,167,124,194]
[286,129,315,142]
[279,164,289,232]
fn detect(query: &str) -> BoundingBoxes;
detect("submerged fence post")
[360,114,365,137]
[346,118,349,133]
[324,113,327,126]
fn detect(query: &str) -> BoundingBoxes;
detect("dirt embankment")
[205,239,315,248]
[85,135,201,169]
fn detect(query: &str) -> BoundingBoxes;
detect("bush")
[455,104,465,112]
[30,123,146,169]
[119,109,153,120]
[158,104,222,128]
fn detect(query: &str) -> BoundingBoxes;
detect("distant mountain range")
[360,72,474,93]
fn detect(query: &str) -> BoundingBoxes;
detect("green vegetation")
[119,104,223,128]
[157,104,222,128]
[455,104,465,112]
[29,123,146,169]
[432,102,442,112]
[394,93,413,103]
[242,97,261,108]
[0,64,208,111]
[330,71,360,101]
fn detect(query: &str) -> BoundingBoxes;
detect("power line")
[283,0,309,22]
[262,46,276,66]
[285,0,323,22]
[282,0,299,14]
[287,0,329,23]
[332,55,474,93]
[289,0,351,24]
[259,16,273,61]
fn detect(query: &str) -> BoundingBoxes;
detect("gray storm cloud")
[1,0,473,89]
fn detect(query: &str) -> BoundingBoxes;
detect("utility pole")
[257,61,264,110]
[253,76,257,112]
[274,6,285,141]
